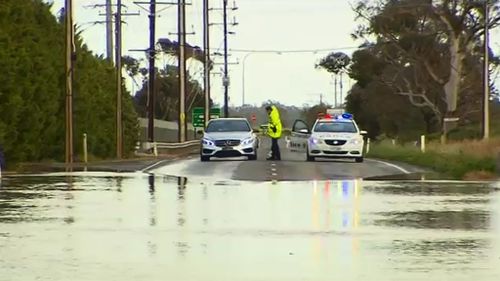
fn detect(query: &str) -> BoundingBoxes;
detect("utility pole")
[339,72,343,107]
[115,0,123,158]
[223,0,229,117]
[106,0,114,62]
[178,0,187,142]
[334,75,337,107]
[203,0,211,127]
[209,1,238,117]
[148,0,156,143]
[134,1,183,144]
[483,0,490,140]
[93,2,138,157]
[65,0,74,165]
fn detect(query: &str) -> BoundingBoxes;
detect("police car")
[289,112,367,162]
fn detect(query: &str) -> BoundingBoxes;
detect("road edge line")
[368,159,411,174]
[140,159,174,173]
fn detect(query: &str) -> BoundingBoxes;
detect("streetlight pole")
[241,52,253,107]
[333,74,337,107]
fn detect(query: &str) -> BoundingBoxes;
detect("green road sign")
[192,107,205,128]
[192,107,222,128]
[210,108,221,119]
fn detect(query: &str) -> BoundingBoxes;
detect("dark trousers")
[271,138,281,160]
[0,147,4,170]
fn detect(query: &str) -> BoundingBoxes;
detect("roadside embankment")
[367,139,500,180]
[9,146,199,174]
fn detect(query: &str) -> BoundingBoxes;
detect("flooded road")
[1,173,500,281]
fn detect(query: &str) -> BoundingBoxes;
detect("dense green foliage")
[0,0,138,165]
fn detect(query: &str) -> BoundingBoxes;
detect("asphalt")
[5,138,433,181]
[151,138,431,181]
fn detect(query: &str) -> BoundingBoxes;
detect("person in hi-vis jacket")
[265,105,282,161]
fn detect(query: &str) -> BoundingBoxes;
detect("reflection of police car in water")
[289,112,367,162]
[199,118,259,161]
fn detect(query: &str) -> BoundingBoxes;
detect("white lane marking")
[369,159,411,174]
[140,159,172,172]
[149,158,195,177]
[150,158,243,180]
[272,173,277,176]
[271,168,277,172]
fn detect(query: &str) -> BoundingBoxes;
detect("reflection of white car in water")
[289,113,367,162]
[200,118,259,161]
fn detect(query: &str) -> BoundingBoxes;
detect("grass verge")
[367,140,500,180]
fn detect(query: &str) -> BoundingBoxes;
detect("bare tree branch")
[424,60,446,84]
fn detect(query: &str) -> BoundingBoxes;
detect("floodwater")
[1,173,500,281]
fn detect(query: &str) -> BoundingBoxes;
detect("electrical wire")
[228,46,360,54]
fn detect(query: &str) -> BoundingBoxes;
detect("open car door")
[289,119,310,153]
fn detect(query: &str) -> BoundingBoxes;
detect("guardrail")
[151,140,200,156]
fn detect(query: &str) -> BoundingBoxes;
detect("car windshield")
[313,121,357,133]
[206,120,251,133]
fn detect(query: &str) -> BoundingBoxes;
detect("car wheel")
[200,155,210,162]
[248,154,257,161]
[306,148,315,162]
[355,157,363,163]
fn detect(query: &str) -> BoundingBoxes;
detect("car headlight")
[202,138,215,146]
[309,137,322,145]
[349,138,362,145]
[242,137,254,145]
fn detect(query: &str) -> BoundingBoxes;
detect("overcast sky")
[50,0,500,107]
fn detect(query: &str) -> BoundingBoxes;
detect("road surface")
[150,138,426,181]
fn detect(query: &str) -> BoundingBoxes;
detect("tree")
[317,52,351,107]
[317,52,351,75]
[353,0,500,126]
[0,0,138,164]
[132,64,206,122]
[302,104,330,127]
[348,0,500,141]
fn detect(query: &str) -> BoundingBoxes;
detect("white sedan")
[199,118,259,161]
[289,114,367,162]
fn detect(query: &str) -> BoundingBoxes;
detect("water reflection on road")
[0,174,499,281]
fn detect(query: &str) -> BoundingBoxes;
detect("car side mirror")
[299,128,310,134]
[196,129,204,136]
[360,130,368,135]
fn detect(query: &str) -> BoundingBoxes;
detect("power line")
[228,46,360,54]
